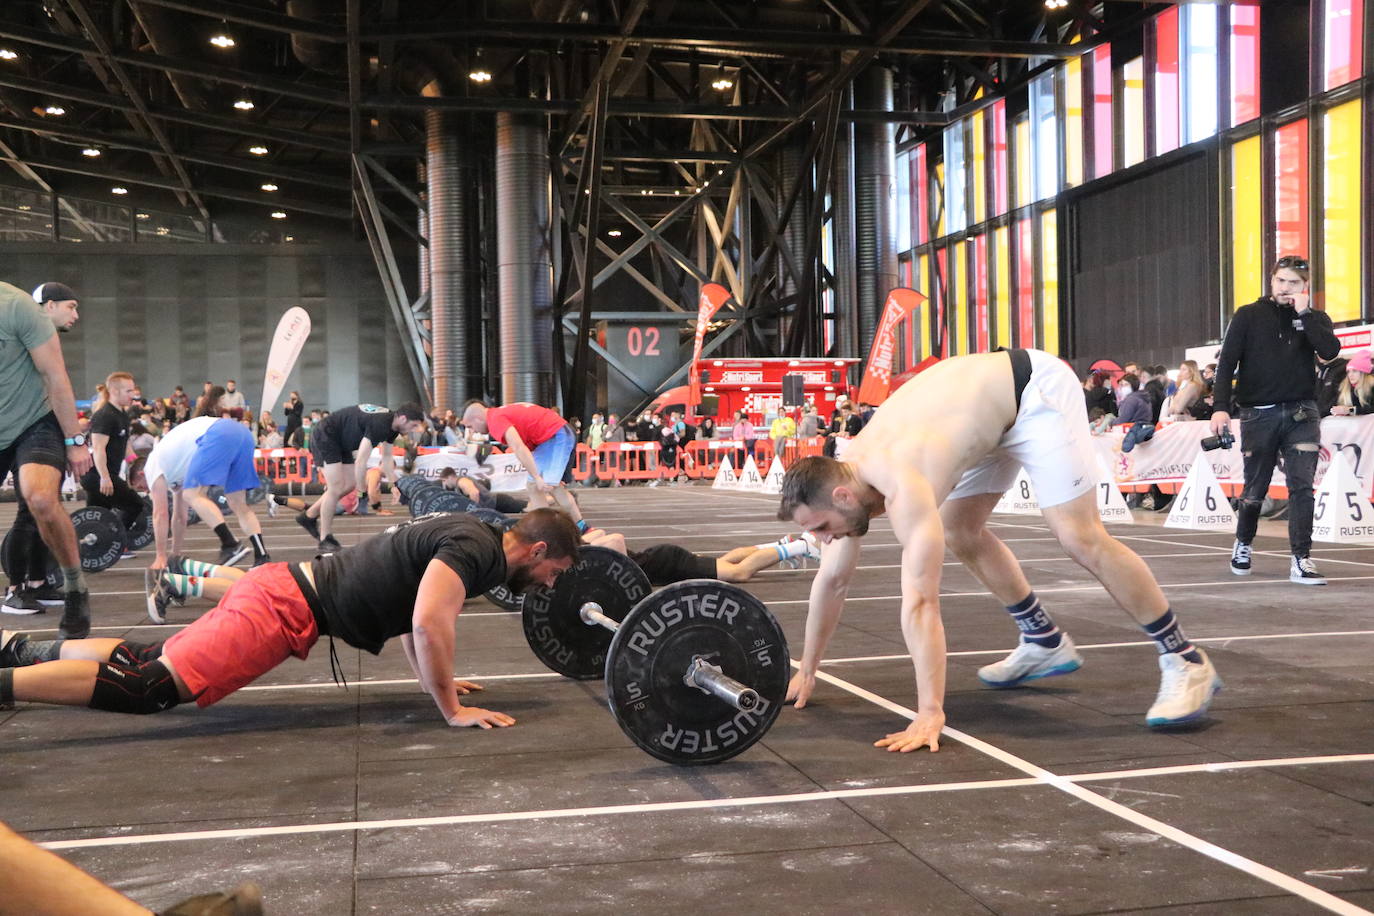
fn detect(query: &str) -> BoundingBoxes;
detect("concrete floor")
[2,486,1372,915]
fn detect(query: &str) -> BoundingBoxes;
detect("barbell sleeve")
[685,658,761,712]
[579,602,619,632]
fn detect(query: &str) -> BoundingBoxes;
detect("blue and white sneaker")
[978,635,1083,688]
[1146,649,1222,726]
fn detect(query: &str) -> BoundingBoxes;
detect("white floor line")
[1126,534,1374,569]
[35,752,1374,869]
[765,575,1374,606]
[821,629,1374,664]
[806,666,1372,916]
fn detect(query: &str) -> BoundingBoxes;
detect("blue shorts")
[184,420,261,494]
[531,426,575,484]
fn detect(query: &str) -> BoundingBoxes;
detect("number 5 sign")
[1312,450,1374,544]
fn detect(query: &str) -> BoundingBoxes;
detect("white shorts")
[946,349,1096,509]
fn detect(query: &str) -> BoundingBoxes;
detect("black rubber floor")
[2,487,1372,915]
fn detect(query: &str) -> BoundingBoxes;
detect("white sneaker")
[978,635,1083,688]
[1289,555,1327,586]
[1146,649,1222,726]
[800,531,821,562]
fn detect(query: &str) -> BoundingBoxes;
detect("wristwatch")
[64,433,87,447]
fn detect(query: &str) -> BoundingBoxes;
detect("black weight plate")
[605,581,789,766]
[393,474,429,500]
[484,583,524,612]
[70,506,127,572]
[428,490,470,514]
[468,507,514,529]
[126,496,155,550]
[522,546,652,679]
[1,527,59,587]
[408,482,444,518]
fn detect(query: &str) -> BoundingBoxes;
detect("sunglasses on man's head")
[1275,256,1309,270]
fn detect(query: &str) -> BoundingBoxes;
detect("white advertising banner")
[1092,415,1374,498]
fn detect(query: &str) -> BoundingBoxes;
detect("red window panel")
[991,100,1009,217]
[1016,218,1035,347]
[974,234,990,352]
[899,258,913,288]
[1230,6,1260,125]
[1324,0,1365,90]
[1092,45,1113,178]
[1154,7,1181,155]
[1274,119,1309,257]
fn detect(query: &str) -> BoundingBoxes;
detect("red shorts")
[162,562,320,707]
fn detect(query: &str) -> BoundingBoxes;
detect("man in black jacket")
[1210,255,1340,584]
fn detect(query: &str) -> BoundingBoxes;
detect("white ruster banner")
[368,447,528,492]
[1092,415,1374,498]
[259,306,311,420]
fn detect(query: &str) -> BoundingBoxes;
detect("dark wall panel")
[0,243,418,414]
[1067,151,1222,372]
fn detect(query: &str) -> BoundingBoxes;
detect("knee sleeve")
[88,659,181,715]
[109,640,166,668]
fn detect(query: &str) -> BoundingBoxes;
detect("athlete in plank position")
[778,349,1222,753]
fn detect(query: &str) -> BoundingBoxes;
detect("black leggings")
[80,469,146,528]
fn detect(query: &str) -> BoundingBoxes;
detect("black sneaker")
[295,511,320,540]
[1,589,44,616]
[319,535,342,553]
[1229,540,1252,576]
[1289,555,1327,586]
[1,629,30,667]
[165,554,187,575]
[58,590,91,639]
[27,582,65,604]
[251,552,273,568]
[218,541,251,567]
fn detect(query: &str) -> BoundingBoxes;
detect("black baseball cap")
[31,282,78,304]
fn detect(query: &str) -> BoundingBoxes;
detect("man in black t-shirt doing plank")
[0,509,580,729]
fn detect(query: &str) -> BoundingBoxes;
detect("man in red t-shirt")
[461,401,581,520]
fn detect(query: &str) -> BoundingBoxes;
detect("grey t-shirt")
[0,282,57,450]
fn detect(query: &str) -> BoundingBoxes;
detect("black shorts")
[0,412,67,485]
[311,425,349,466]
[629,544,718,586]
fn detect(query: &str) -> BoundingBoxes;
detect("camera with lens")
[1200,429,1234,451]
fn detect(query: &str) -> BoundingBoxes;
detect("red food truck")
[649,357,860,426]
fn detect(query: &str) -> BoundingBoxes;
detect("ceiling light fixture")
[110,186,128,195]
[270,210,287,219]
[248,145,269,156]
[81,147,101,158]
[43,104,65,116]
[135,212,150,220]
[710,64,733,92]
[1043,0,1068,8]
[469,48,492,83]
[155,226,170,236]
[209,33,235,48]
[0,49,18,61]
[607,228,622,238]
[233,98,254,111]
[261,182,279,192]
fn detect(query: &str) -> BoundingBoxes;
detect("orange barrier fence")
[254,448,314,494]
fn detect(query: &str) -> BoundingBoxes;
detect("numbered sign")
[1094,457,1134,524]
[1165,450,1237,531]
[994,468,1040,515]
[737,454,765,491]
[1312,451,1374,544]
[712,456,738,490]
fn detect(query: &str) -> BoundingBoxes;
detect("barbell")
[521,547,789,766]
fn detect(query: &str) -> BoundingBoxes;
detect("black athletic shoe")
[2,589,44,616]
[319,535,342,553]
[295,511,320,540]
[251,552,273,568]
[1,629,30,667]
[58,590,91,640]
[218,541,251,567]
[27,582,65,604]
[165,554,187,575]
[145,573,177,625]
